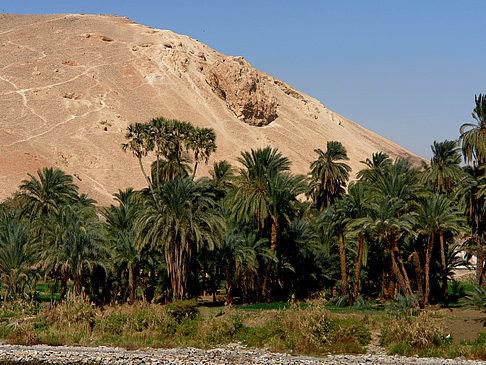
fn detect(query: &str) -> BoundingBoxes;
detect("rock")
[205,57,278,126]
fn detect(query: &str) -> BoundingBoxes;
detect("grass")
[0,297,371,356]
[2,294,486,360]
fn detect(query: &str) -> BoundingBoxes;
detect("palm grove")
[2,95,486,308]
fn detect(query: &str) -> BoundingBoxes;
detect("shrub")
[167,300,199,323]
[235,304,370,354]
[380,312,446,355]
[385,294,420,317]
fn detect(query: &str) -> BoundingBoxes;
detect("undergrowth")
[0,298,370,355]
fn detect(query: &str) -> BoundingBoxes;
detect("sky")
[2,0,485,159]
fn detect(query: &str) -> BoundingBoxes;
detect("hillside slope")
[0,13,420,204]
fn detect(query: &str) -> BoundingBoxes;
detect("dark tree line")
[1,97,486,307]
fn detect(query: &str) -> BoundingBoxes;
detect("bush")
[167,300,199,323]
[236,304,370,354]
[385,294,420,317]
[380,312,446,355]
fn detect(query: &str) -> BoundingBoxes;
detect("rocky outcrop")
[205,57,278,126]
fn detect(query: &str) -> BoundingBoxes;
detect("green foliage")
[235,304,370,354]
[385,294,420,317]
[460,284,486,308]
[308,140,351,210]
[167,300,199,322]
[449,281,467,303]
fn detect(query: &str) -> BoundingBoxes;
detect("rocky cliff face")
[205,57,278,126]
[0,13,420,204]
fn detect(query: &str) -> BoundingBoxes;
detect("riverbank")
[1,344,486,365]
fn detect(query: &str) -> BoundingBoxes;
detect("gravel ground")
[0,345,486,365]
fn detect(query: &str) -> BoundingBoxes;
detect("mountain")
[0,13,421,204]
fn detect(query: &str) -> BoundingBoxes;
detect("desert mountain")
[0,13,420,205]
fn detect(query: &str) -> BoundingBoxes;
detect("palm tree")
[19,167,79,219]
[357,152,392,183]
[262,172,306,297]
[345,182,369,305]
[227,146,290,228]
[415,194,464,306]
[308,141,351,210]
[122,123,155,197]
[422,140,462,195]
[151,154,192,182]
[103,189,142,304]
[318,201,349,298]
[187,127,217,177]
[460,94,486,166]
[367,157,422,204]
[40,204,106,298]
[356,196,416,298]
[111,230,142,304]
[226,147,304,298]
[456,166,486,287]
[210,161,235,192]
[220,226,263,305]
[0,211,35,299]
[136,177,224,300]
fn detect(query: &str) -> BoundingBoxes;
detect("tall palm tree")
[356,196,416,298]
[122,123,155,197]
[308,141,351,210]
[415,194,464,306]
[318,200,350,297]
[262,172,306,297]
[460,94,486,166]
[19,167,79,219]
[103,189,142,304]
[226,147,303,298]
[345,182,369,305]
[456,165,486,287]
[187,127,217,177]
[422,140,462,195]
[227,147,290,228]
[220,226,264,305]
[136,177,224,300]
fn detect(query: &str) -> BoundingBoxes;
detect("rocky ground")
[0,344,485,365]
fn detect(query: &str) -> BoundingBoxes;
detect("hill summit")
[0,13,419,204]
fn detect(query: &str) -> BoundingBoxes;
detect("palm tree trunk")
[338,232,347,297]
[74,274,82,296]
[128,263,134,305]
[388,237,413,298]
[138,157,158,205]
[262,217,278,300]
[155,147,161,189]
[423,235,434,306]
[225,266,233,306]
[60,273,67,302]
[477,245,485,288]
[410,250,424,308]
[390,251,411,296]
[351,231,364,305]
[439,233,448,306]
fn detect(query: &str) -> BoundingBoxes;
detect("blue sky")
[2,0,485,159]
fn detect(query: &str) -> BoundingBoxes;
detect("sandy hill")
[0,13,420,205]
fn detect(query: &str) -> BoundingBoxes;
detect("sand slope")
[0,14,420,204]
